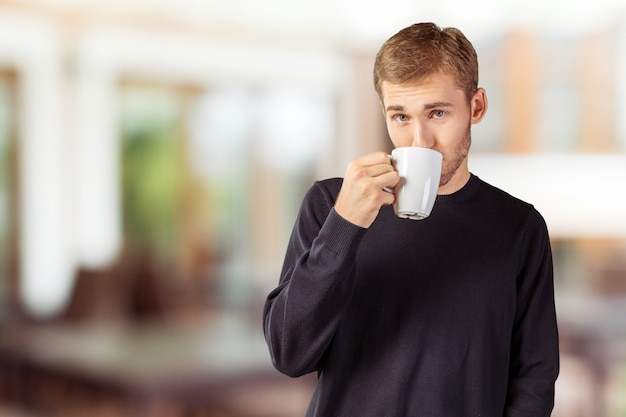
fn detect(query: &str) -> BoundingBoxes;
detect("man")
[263,22,559,417]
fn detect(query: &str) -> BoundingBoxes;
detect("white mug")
[390,147,442,220]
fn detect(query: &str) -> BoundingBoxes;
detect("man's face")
[381,73,486,194]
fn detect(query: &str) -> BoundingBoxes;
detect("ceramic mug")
[390,147,442,220]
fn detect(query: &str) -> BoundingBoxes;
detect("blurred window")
[537,37,581,151]
[0,74,8,302]
[118,81,333,308]
[186,84,333,300]
[537,82,581,150]
[119,83,186,257]
[0,70,17,306]
[473,38,507,152]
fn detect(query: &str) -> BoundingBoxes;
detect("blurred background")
[0,0,625,416]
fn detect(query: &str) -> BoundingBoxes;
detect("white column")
[0,14,74,318]
[74,32,122,268]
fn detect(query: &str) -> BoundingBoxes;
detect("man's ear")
[470,88,488,124]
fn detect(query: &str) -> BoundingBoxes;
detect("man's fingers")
[375,169,400,191]
[352,151,391,167]
[335,151,398,228]
[346,153,395,181]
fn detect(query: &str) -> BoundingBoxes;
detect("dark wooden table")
[0,312,313,417]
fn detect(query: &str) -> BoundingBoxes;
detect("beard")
[439,124,471,187]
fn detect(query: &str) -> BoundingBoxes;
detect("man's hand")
[334,152,399,228]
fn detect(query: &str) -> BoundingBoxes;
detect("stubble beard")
[439,125,471,187]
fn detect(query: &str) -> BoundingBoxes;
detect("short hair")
[373,23,479,101]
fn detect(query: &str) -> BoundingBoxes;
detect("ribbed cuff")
[317,209,367,257]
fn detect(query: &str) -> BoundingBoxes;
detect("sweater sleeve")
[263,181,367,377]
[505,209,560,417]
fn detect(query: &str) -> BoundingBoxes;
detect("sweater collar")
[435,173,480,204]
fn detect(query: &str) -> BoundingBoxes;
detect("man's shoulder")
[296,178,344,218]
[311,177,344,200]
[473,175,549,229]
[470,177,552,240]
[475,176,534,211]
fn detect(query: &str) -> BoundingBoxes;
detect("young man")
[263,23,559,416]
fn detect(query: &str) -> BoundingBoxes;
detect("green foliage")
[119,86,184,257]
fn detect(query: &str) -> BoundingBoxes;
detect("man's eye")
[394,114,408,122]
[432,110,446,119]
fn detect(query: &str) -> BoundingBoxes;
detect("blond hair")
[373,23,479,101]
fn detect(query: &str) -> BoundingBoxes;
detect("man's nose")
[411,123,435,148]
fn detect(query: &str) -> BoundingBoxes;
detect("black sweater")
[263,174,559,417]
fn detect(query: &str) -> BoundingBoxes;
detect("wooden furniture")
[0,313,314,417]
